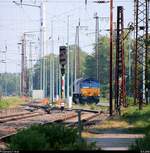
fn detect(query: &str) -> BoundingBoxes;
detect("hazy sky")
[0,0,134,73]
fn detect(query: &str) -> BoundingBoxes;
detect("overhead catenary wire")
[0,0,134,76]
[0,0,134,3]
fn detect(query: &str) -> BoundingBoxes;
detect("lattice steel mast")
[134,0,149,109]
[115,6,127,115]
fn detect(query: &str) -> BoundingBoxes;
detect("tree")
[0,73,20,96]
[83,36,110,97]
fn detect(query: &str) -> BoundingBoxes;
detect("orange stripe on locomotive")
[80,88,100,97]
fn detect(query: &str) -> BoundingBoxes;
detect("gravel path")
[84,129,145,150]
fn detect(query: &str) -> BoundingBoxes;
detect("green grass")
[126,96,134,106]
[120,100,150,150]
[82,102,150,151]
[71,97,108,110]
[0,96,27,109]
[72,103,108,111]
[89,102,150,134]
[120,104,150,134]
[99,97,109,103]
[85,96,150,134]
[129,131,150,151]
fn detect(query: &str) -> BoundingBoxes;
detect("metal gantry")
[134,0,149,109]
[115,6,127,115]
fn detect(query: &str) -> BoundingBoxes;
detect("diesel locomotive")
[72,78,100,104]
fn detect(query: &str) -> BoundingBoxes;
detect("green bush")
[129,131,150,151]
[8,128,49,151]
[7,124,97,151]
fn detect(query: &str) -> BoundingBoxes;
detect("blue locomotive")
[72,78,100,104]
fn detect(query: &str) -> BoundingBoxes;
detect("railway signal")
[59,46,67,66]
[59,46,67,100]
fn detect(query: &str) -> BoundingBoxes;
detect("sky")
[0,0,134,73]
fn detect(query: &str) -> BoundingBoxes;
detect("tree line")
[0,35,149,98]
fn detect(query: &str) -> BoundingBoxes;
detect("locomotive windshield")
[80,80,100,88]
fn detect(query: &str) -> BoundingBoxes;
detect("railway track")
[0,110,77,140]
[64,111,109,128]
[0,106,109,150]
[0,111,45,123]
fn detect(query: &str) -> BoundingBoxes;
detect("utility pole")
[24,34,28,97]
[46,38,51,98]
[29,42,34,97]
[13,0,48,97]
[128,34,131,97]
[67,16,70,100]
[21,34,24,96]
[94,12,99,81]
[50,48,52,101]
[115,6,126,116]
[4,44,7,96]
[50,21,54,103]
[70,40,74,97]
[109,0,113,116]
[48,46,51,100]
[21,33,27,96]
[70,44,74,97]
[17,43,22,96]
[52,36,54,103]
[76,20,80,79]
[75,19,88,79]
[74,27,77,82]
[122,22,134,97]
[134,0,149,109]
[145,0,149,105]
[59,63,61,98]
[45,56,48,97]
[56,36,61,98]
[93,0,112,116]
[41,0,48,97]
[55,55,58,98]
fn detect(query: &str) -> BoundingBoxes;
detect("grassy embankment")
[82,97,150,137]
[81,98,150,151]
[0,96,27,109]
